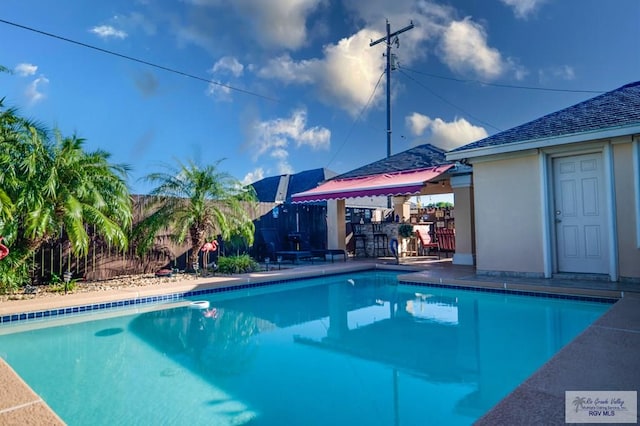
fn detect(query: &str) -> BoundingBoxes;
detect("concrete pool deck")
[0,258,638,425]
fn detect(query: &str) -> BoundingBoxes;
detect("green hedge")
[216,255,260,274]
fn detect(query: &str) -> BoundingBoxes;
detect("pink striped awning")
[291,164,454,203]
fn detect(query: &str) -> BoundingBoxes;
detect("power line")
[326,71,385,169]
[399,65,606,94]
[0,18,281,103]
[398,68,503,132]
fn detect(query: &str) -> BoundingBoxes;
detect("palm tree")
[0,98,51,288]
[134,159,257,272]
[0,85,132,287]
[0,98,34,227]
[32,132,130,252]
[7,129,132,265]
[0,68,18,225]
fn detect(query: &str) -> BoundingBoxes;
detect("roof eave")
[446,124,640,161]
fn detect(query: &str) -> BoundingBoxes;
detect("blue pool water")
[0,271,610,425]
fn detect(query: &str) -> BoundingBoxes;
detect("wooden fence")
[30,198,282,282]
[29,200,330,282]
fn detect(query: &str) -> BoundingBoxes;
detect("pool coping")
[396,272,623,303]
[0,263,374,325]
[0,358,65,425]
[0,262,637,424]
[0,262,624,326]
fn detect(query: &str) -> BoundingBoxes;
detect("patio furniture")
[436,228,455,257]
[275,250,314,264]
[402,236,418,257]
[310,249,347,263]
[352,223,368,257]
[415,226,439,258]
[372,223,388,257]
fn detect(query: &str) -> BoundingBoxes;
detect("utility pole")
[370,20,414,210]
[369,19,414,159]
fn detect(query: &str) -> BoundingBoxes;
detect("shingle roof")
[251,168,336,203]
[334,143,449,179]
[251,175,282,202]
[450,81,640,153]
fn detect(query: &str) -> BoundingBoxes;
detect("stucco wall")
[613,142,640,280]
[451,181,475,265]
[473,153,544,275]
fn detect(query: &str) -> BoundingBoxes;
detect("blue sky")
[1,0,638,194]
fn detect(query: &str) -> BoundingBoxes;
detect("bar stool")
[353,223,368,257]
[372,223,388,257]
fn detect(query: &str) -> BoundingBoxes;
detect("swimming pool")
[0,270,611,425]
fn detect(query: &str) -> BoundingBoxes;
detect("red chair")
[436,228,456,256]
[415,227,439,257]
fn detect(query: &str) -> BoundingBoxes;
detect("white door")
[553,153,608,274]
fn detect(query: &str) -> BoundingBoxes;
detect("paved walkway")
[0,258,638,424]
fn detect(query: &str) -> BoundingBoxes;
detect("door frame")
[540,142,618,281]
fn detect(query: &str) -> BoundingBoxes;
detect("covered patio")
[291,144,475,265]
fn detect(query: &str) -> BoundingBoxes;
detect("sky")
[1,0,639,194]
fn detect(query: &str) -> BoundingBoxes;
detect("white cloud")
[155,0,520,115]
[228,0,323,50]
[15,63,37,77]
[247,109,330,174]
[439,18,505,80]
[539,65,575,83]
[258,4,522,114]
[211,56,244,77]
[179,0,323,50]
[205,80,233,101]
[512,61,529,81]
[406,112,432,136]
[242,168,265,185]
[206,57,245,100]
[258,54,318,85]
[90,25,128,40]
[25,76,49,104]
[278,161,294,175]
[500,0,546,19]
[111,12,157,36]
[556,65,575,80]
[405,113,487,151]
[259,28,388,116]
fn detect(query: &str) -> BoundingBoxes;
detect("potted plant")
[398,223,416,257]
[398,223,414,238]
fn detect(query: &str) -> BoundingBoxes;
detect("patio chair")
[372,223,388,257]
[415,226,439,258]
[435,228,455,257]
[352,223,368,257]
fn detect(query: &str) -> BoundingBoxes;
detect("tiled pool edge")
[398,280,619,304]
[397,271,624,303]
[0,263,373,325]
[1,262,621,326]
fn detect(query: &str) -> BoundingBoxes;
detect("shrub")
[398,223,414,238]
[216,255,260,274]
[0,250,33,294]
[48,280,78,293]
